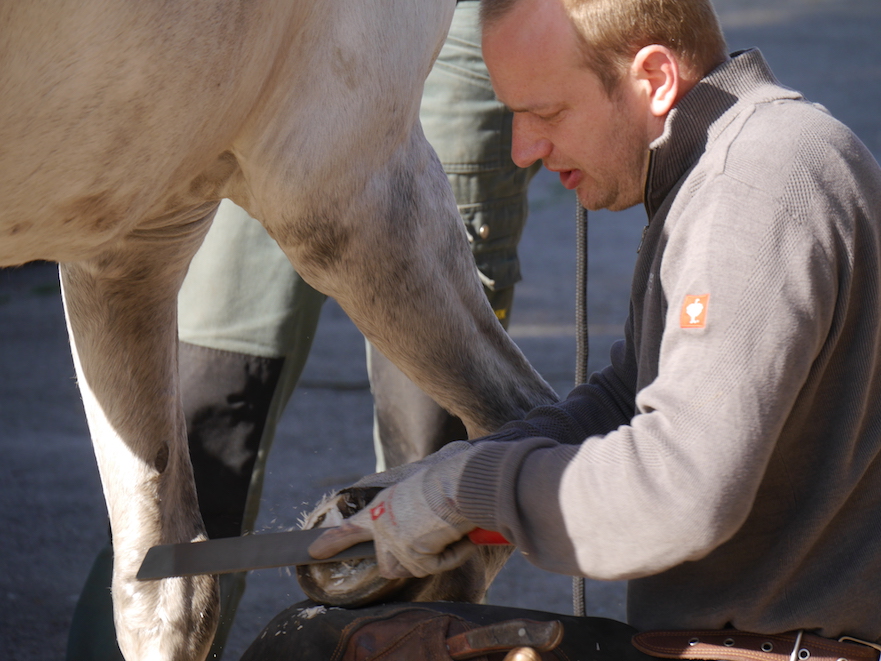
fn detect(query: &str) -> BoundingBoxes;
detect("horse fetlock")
[116,573,219,661]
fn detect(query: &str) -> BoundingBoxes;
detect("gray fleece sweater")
[456,50,881,640]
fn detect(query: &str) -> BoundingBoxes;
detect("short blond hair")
[481,0,728,95]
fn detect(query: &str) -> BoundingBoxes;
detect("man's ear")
[631,45,681,118]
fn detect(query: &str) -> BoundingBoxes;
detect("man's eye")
[536,110,562,122]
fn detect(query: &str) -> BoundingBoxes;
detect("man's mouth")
[557,169,581,190]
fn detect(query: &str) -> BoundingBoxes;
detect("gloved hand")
[308,442,479,579]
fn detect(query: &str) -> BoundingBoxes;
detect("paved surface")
[2,1,880,658]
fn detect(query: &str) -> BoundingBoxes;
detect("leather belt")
[633,630,881,661]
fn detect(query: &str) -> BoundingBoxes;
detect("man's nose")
[511,115,552,168]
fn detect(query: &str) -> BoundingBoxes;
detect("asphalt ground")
[2,1,880,658]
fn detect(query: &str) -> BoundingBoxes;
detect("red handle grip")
[467,528,511,545]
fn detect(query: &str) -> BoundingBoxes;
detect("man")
[313,0,881,642]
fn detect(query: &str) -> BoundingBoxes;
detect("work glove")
[309,441,479,579]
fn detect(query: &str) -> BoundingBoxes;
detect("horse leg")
[60,203,219,661]
[279,127,557,437]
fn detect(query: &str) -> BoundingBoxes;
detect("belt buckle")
[838,636,881,661]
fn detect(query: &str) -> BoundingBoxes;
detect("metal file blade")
[136,527,375,580]
[137,526,509,580]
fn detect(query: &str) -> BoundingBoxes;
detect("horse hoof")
[296,485,512,606]
[296,487,408,607]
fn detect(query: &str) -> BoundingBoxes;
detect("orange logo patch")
[680,294,709,329]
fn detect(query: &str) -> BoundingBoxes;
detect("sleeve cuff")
[456,437,558,536]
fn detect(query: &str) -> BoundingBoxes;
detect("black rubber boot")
[180,341,285,541]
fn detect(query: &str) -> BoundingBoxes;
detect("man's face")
[483,0,651,212]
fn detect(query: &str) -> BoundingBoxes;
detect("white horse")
[0,1,556,659]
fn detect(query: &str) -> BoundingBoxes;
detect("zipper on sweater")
[637,224,650,254]
[638,149,657,253]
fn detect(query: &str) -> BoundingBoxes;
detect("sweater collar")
[644,49,803,218]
